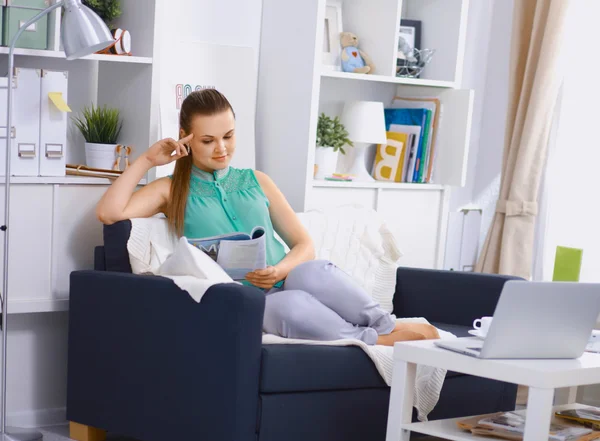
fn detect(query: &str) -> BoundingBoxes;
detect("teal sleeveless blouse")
[179,166,287,284]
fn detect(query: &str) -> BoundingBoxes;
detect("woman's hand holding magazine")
[245,266,284,289]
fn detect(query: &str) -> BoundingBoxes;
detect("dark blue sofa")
[66,220,519,441]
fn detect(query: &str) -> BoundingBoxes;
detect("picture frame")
[322,1,343,71]
[397,19,422,77]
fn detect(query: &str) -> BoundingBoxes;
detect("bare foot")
[401,323,440,339]
[377,330,425,346]
[391,323,440,339]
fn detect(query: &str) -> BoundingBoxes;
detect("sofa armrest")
[67,270,265,441]
[393,267,522,327]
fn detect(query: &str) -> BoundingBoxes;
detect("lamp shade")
[340,101,387,144]
[61,0,114,60]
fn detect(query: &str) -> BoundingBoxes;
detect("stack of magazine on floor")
[457,411,600,441]
[555,408,600,431]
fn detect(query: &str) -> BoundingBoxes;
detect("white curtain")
[476,0,572,279]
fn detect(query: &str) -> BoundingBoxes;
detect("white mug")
[473,316,493,334]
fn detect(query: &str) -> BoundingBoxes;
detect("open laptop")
[434,281,600,359]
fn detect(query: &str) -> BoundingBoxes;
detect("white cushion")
[294,204,403,313]
[127,216,179,274]
[128,207,402,312]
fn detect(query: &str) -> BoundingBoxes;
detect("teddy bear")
[340,32,375,74]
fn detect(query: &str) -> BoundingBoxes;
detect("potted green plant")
[315,112,353,179]
[73,104,123,170]
[82,0,122,29]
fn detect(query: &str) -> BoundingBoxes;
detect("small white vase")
[314,146,339,180]
[85,143,120,170]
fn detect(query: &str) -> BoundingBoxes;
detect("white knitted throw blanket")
[126,217,452,421]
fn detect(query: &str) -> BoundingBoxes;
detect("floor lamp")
[1,1,113,440]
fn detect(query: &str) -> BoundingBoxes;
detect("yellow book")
[372,132,408,182]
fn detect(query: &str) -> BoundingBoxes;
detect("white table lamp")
[340,101,387,181]
[1,2,112,440]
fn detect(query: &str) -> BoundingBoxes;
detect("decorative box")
[3,6,48,49]
[6,0,50,9]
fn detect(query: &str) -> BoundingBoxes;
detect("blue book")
[384,108,429,183]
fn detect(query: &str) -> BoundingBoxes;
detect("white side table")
[385,340,600,441]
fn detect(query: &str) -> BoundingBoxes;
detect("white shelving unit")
[0,0,163,313]
[0,47,153,64]
[2,176,146,185]
[321,71,456,88]
[312,180,444,190]
[257,0,473,270]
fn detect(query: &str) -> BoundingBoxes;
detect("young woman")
[96,89,439,346]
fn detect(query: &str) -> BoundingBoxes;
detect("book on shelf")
[391,96,442,183]
[457,412,600,441]
[372,131,409,182]
[187,226,267,280]
[372,97,441,184]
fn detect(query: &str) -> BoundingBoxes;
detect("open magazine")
[187,226,267,280]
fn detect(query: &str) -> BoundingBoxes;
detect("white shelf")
[8,298,69,314]
[0,47,153,65]
[312,180,445,190]
[401,403,588,441]
[1,176,146,185]
[321,70,456,88]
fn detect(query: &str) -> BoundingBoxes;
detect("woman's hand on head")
[245,266,284,290]
[143,134,194,167]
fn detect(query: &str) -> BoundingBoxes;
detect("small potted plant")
[315,113,353,179]
[73,104,123,170]
[82,0,122,29]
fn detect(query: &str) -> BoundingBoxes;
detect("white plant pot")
[314,146,339,180]
[85,143,119,170]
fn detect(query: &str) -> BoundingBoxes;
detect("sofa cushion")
[260,327,471,394]
[260,344,386,393]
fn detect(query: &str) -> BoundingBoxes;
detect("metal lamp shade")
[61,0,114,60]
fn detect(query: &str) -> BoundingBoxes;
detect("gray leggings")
[263,260,396,345]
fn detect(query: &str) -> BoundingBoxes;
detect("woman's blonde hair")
[166,89,235,236]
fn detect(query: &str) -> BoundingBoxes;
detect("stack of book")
[457,411,600,441]
[371,97,441,184]
[555,408,600,430]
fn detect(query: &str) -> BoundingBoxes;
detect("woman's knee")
[284,259,333,291]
